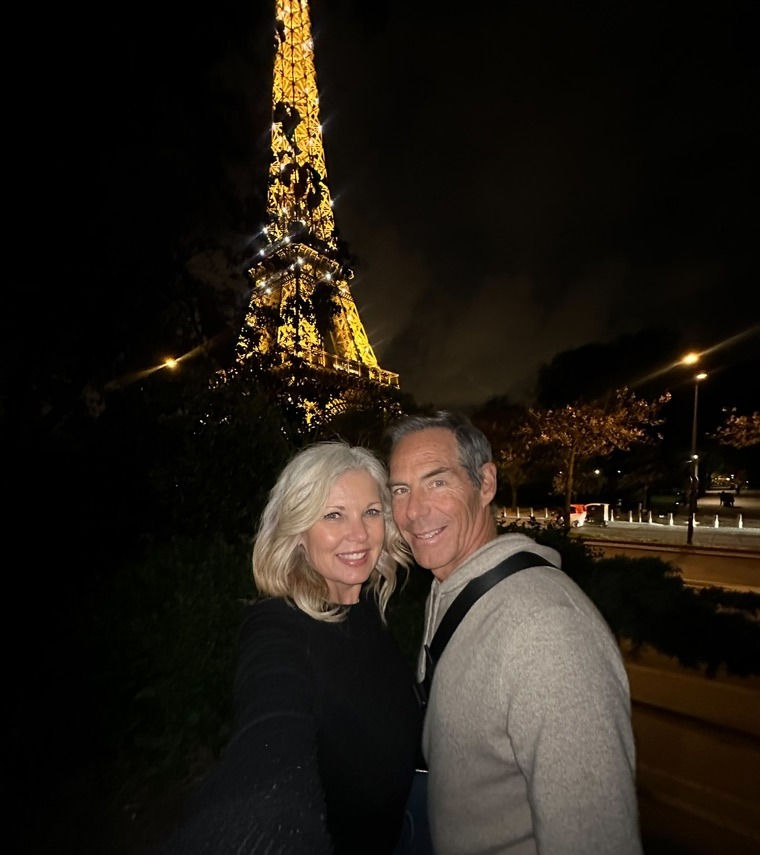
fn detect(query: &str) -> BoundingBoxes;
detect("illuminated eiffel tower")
[232,0,399,427]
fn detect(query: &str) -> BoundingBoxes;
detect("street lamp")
[686,368,708,545]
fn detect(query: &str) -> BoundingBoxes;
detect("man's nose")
[403,490,427,521]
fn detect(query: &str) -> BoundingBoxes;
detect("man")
[387,411,642,855]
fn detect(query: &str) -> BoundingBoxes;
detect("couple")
[159,411,642,855]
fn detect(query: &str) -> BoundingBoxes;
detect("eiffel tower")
[231,0,399,427]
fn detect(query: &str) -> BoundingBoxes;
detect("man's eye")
[391,486,407,497]
[432,479,445,487]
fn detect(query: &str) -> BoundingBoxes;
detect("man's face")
[388,427,497,581]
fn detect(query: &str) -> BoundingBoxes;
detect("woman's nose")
[346,517,370,540]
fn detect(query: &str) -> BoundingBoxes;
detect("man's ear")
[480,461,498,506]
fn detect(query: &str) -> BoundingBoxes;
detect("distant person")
[386,411,643,855]
[157,441,423,855]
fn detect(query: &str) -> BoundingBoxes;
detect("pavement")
[501,489,760,553]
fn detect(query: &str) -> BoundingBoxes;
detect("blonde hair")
[252,441,411,622]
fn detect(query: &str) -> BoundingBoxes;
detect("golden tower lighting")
[234,0,398,398]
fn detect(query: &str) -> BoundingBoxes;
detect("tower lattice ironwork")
[233,0,398,407]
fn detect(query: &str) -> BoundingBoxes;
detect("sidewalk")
[500,490,760,553]
[622,488,760,531]
[577,517,760,553]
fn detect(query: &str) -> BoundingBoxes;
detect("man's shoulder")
[443,534,561,594]
[483,534,561,572]
[498,565,617,645]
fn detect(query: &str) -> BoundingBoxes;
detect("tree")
[471,397,541,510]
[613,444,669,511]
[151,365,294,541]
[531,388,671,520]
[713,409,760,448]
[220,349,407,444]
[314,383,414,454]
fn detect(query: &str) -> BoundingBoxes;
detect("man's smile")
[411,527,445,541]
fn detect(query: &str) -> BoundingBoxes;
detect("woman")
[158,441,423,855]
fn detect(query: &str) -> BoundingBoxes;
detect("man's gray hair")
[386,411,493,489]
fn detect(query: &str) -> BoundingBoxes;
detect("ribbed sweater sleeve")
[154,601,333,855]
[155,592,421,855]
[503,603,640,854]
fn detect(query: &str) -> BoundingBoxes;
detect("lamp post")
[686,369,708,546]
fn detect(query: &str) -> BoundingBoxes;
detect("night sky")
[8,0,759,411]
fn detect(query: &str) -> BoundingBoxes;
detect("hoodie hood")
[417,532,562,680]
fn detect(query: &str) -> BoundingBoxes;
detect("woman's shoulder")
[234,597,312,677]
[241,596,306,635]
[246,595,294,616]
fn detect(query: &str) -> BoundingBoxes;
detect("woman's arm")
[156,601,333,855]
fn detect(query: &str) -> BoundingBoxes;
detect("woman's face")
[301,468,385,604]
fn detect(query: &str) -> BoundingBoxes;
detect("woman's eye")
[323,511,341,520]
[365,507,382,516]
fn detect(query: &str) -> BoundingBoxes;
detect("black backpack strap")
[427,550,557,666]
[414,550,558,711]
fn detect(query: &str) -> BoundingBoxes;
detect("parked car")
[552,503,587,527]
[584,502,610,526]
[569,503,587,527]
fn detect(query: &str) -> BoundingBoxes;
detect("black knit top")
[157,588,422,855]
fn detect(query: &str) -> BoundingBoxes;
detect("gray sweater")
[418,533,643,855]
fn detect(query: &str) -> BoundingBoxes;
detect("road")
[578,539,760,592]
[634,700,760,855]
[625,639,760,855]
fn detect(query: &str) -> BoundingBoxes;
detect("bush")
[511,521,760,677]
[91,535,255,797]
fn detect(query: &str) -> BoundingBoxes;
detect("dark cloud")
[312,0,758,404]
